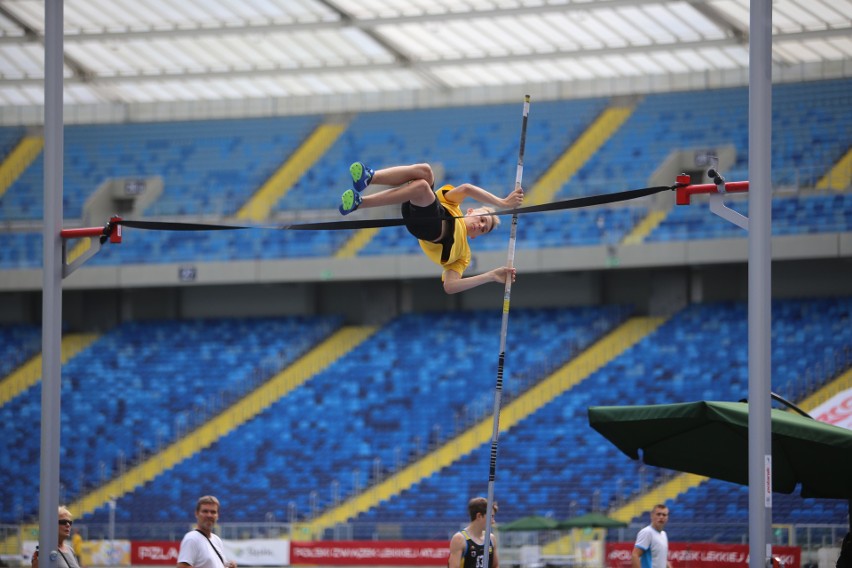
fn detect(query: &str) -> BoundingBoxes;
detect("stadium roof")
[0,0,850,123]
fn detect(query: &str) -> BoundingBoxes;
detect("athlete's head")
[468,497,498,521]
[465,207,500,238]
[650,504,669,531]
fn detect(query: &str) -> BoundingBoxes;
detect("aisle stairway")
[817,147,852,191]
[236,121,348,221]
[527,105,635,206]
[0,135,42,198]
[335,226,379,259]
[622,209,669,245]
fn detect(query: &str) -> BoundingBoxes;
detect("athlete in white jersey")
[632,504,672,568]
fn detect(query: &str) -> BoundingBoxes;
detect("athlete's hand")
[491,266,516,284]
[501,186,524,209]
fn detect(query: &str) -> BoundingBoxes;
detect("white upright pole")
[748,0,773,566]
[38,1,64,567]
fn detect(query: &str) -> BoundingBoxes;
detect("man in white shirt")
[177,496,236,568]
[631,504,672,568]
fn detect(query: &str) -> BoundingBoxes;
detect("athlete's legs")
[360,178,435,208]
[341,162,435,215]
[369,163,434,188]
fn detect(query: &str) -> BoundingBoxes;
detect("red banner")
[606,542,800,568]
[131,541,181,565]
[290,541,449,566]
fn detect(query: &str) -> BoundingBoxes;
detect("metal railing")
[4,521,847,550]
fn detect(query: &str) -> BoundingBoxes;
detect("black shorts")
[401,199,451,242]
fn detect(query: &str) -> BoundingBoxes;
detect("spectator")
[177,496,237,568]
[31,507,81,568]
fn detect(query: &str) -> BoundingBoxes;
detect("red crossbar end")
[675,174,693,205]
[676,176,750,206]
[721,181,749,193]
[60,216,123,243]
[109,215,123,244]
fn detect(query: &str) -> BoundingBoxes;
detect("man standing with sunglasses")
[31,507,81,568]
[177,496,237,568]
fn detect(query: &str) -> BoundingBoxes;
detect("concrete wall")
[2,232,850,327]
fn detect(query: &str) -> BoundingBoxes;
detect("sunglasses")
[58,520,73,526]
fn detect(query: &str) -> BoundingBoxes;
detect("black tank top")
[458,529,494,568]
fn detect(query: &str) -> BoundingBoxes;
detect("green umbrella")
[557,512,627,529]
[587,400,852,499]
[498,515,559,531]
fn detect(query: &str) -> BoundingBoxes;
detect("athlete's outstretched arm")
[442,266,515,295]
[444,183,524,209]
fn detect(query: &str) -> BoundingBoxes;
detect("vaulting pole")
[482,95,529,568]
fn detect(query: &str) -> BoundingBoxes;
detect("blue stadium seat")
[0,323,41,377]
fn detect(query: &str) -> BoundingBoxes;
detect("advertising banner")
[290,541,449,566]
[131,541,181,565]
[81,540,132,566]
[132,539,290,566]
[224,539,290,566]
[811,388,852,431]
[606,542,801,568]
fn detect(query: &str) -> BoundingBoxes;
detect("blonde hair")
[476,207,500,233]
[58,506,72,518]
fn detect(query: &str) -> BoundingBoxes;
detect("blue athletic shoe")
[350,161,374,192]
[339,189,362,215]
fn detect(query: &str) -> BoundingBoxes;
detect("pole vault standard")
[39,2,63,565]
[748,0,774,563]
[59,216,123,277]
[482,95,530,568]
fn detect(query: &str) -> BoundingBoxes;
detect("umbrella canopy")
[588,400,852,499]
[499,515,559,531]
[557,512,628,529]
